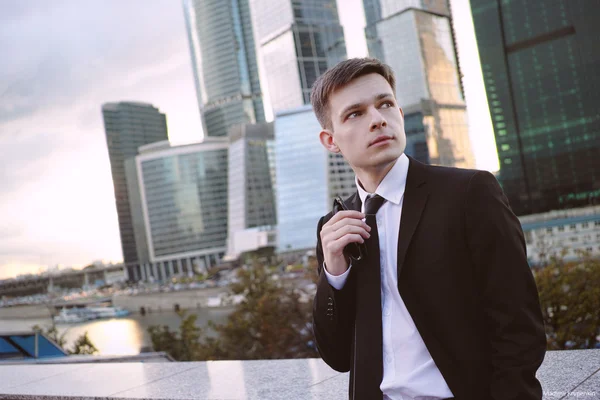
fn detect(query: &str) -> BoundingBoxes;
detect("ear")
[399,106,404,118]
[319,129,341,153]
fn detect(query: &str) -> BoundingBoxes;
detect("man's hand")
[320,210,371,276]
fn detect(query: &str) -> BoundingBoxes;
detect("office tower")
[125,139,229,282]
[183,0,265,138]
[101,102,169,272]
[249,0,347,112]
[363,0,475,169]
[471,0,600,216]
[226,122,277,258]
[519,205,600,265]
[275,105,356,252]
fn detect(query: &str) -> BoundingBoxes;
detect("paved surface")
[0,350,599,399]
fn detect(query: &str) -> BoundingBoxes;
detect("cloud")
[0,0,203,278]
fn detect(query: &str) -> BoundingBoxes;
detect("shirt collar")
[355,153,409,207]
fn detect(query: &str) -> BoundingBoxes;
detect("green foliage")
[32,325,98,355]
[533,251,600,350]
[147,311,204,361]
[148,260,317,361]
[69,332,98,355]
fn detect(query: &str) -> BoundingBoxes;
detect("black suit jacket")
[312,156,547,400]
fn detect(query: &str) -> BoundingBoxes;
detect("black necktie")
[364,194,386,230]
[354,194,386,393]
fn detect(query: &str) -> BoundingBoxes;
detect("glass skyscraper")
[101,102,169,268]
[275,105,356,252]
[226,122,277,258]
[228,122,276,232]
[183,0,265,137]
[250,0,347,112]
[471,0,600,216]
[125,139,229,282]
[363,0,475,169]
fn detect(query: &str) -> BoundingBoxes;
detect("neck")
[354,158,398,193]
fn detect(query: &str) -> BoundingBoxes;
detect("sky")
[0,0,496,279]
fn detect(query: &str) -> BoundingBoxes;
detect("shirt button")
[384,307,391,316]
[385,355,392,364]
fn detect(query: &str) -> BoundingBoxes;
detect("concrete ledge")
[0,350,599,399]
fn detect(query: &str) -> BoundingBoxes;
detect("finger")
[327,210,365,225]
[326,234,365,255]
[321,219,370,243]
[328,216,371,233]
[323,225,370,246]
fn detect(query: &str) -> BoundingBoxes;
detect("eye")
[347,111,361,119]
[379,101,394,109]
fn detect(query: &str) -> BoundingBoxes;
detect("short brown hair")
[310,57,396,130]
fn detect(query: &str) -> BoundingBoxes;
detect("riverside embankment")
[0,287,230,319]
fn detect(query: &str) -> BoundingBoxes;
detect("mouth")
[369,135,394,147]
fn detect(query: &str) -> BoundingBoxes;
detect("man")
[311,58,546,400]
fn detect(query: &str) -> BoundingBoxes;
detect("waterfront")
[0,308,233,356]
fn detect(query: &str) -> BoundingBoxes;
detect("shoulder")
[421,162,485,189]
[414,160,502,203]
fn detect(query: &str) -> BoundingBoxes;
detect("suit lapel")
[397,157,429,278]
[345,191,362,212]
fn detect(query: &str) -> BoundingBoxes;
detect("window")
[581,222,589,228]
[546,227,553,234]
[569,224,576,230]
[558,226,564,232]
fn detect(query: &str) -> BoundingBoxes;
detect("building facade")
[520,206,600,265]
[249,0,347,112]
[226,122,277,259]
[275,105,355,252]
[183,0,265,137]
[125,139,229,282]
[101,102,169,269]
[471,0,600,216]
[363,0,475,169]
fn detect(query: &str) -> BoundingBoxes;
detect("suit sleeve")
[312,215,356,372]
[465,171,547,400]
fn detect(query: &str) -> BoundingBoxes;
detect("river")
[0,308,233,355]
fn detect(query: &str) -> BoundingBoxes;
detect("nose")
[369,107,387,131]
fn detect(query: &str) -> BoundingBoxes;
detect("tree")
[147,311,204,361]
[148,259,318,361]
[69,332,98,355]
[32,325,98,355]
[533,250,600,350]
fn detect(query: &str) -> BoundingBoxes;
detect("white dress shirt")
[324,153,454,400]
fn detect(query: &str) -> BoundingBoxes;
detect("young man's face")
[320,73,406,171]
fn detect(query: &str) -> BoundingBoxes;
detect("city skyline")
[0,0,497,279]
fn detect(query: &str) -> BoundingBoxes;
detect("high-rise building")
[249,0,347,112]
[125,139,229,282]
[519,205,600,265]
[226,122,277,258]
[275,105,355,252]
[101,102,169,271]
[471,0,600,216]
[363,0,475,169]
[183,0,265,138]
